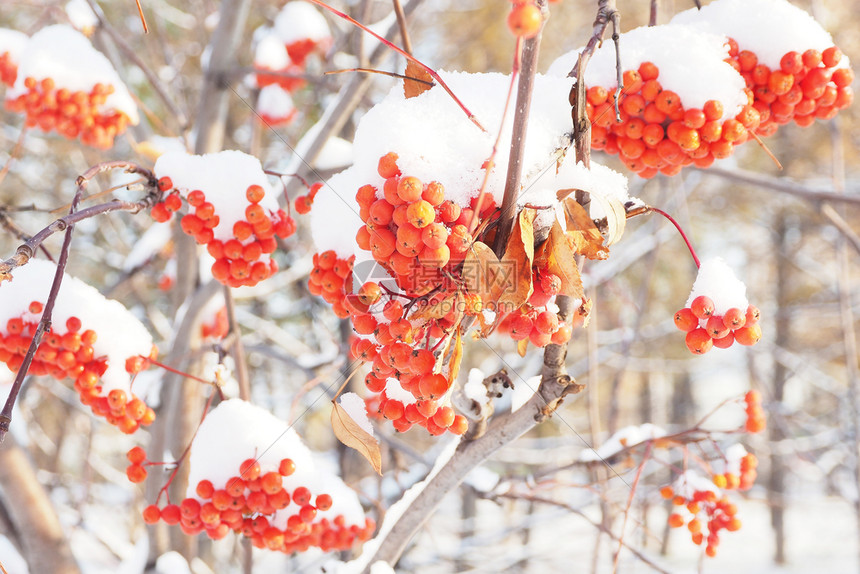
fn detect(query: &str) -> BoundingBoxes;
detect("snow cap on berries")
[8,25,139,124]
[153,150,279,242]
[273,1,332,45]
[258,84,296,124]
[254,32,291,70]
[0,258,153,393]
[548,24,748,117]
[685,257,749,315]
[0,28,28,65]
[671,0,850,70]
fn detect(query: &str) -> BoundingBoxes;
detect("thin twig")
[646,206,700,268]
[701,166,860,206]
[613,442,653,573]
[570,0,621,120]
[223,286,251,401]
[306,0,485,132]
[649,0,658,26]
[392,0,413,54]
[325,67,434,86]
[0,163,157,279]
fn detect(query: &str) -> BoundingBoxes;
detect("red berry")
[685,328,713,355]
[278,458,296,476]
[196,479,215,499]
[142,504,161,524]
[674,308,698,332]
[507,3,542,38]
[239,458,262,480]
[127,446,146,464]
[315,493,333,511]
[126,464,147,483]
[293,486,311,506]
[690,296,715,319]
[161,504,181,525]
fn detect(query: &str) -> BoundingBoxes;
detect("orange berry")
[668,513,684,528]
[734,324,762,346]
[507,2,542,38]
[690,295,715,319]
[378,152,400,178]
[685,328,713,355]
[406,200,435,228]
[397,176,423,203]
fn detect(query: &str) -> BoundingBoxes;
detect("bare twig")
[649,0,658,26]
[306,0,485,132]
[0,162,157,279]
[569,0,621,119]
[392,0,413,54]
[701,166,860,206]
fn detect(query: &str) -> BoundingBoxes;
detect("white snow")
[186,399,366,527]
[464,368,488,403]
[257,84,296,121]
[579,423,667,462]
[7,25,139,124]
[153,150,280,243]
[65,0,99,33]
[684,257,749,316]
[313,136,353,171]
[673,469,720,499]
[724,442,749,477]
[123,222,172,271]
[384,377,418,406]
[511,375,540,413]
[548,24,748,118]
[671,0,850,70]
[274,2,332,45]
[0,258,154,394]
[338,392,374,436]
[254,32,291,70]
[308,168,365,257]
[0,28,28,62]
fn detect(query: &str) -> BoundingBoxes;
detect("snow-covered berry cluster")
[4,25,138,149]
[662,446,758,557]
[673,258,761,354]
[134,400,375,555]
[253,1,332,125]
[672,0,853,133]
[0,260,156,433]
[548,0,853,179]
[152,150,296,288]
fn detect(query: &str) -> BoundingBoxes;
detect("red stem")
[648,206,701,268]
[305,0,486,132]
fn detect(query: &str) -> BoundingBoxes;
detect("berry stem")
[305,0,486,132]
[647,206,701,268]
[146,357,224,391]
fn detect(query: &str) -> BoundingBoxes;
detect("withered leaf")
[463,241,505,305]
[448,327,463,384]
[563,198,609,260]
[331,401,382,475]
[589,193,627,246]
[403,60,434,99]
[498,208,537,312]
[410,292,457,323]
[533,219,584,300]
[517,338,529,358]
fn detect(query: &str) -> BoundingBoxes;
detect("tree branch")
[358,296,583,571]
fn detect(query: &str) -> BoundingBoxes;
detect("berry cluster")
[139,455,375,554]
[743,389,765,433]
[496,269,572,347]
[664,487,741,558]
[588,62,761,178]
[5,77,131,149]
[661,449,758,557]
[727,42,853,133]
[150,177,296,288]
[0,301,156,433]
[674,296,761,354]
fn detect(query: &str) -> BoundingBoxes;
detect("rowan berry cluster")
[294,182,323,215]
[674,295,761,354]
[150,176,296,288]
[0,301,156,433]
[5,77,131,149]
[139,455,374,554]
[588,62,762,178]
[727,42,853,133]
[255,2,331,95]
[743,389,766,433]
[496,269,573,347]
[661,448,758,557]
